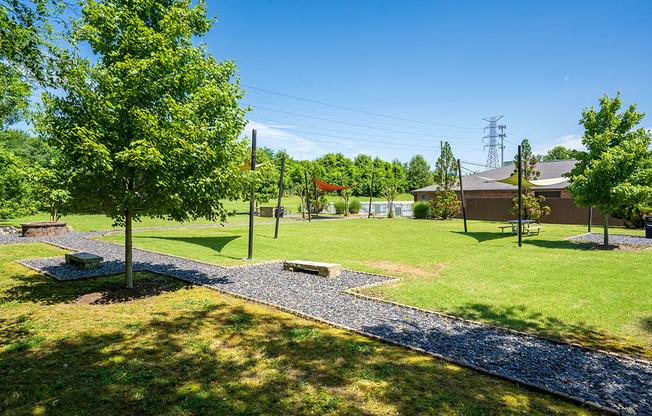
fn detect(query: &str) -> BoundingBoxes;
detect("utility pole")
[368,163,375,218]
[482,115,504,170]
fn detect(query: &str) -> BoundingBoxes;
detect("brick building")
[410,160,623,225]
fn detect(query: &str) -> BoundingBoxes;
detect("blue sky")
[205,0,652,170]
[15,0,652,171]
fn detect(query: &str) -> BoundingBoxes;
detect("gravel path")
[569,233,652,246]
[3,232,651,414]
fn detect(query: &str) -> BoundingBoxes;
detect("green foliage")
[567,92,652,244]
[429,142,460,219]
[37,0,250,286]
[412,201,430,219]
[434,142,458,192]
[540,146,580,161]
[0,0,64,127]
[510,194,551,221]
[251,147,280,206]
[427,191,461,220]
[0,129,60,167]
[333,200,346,215]
[610,204,652,228]
[513,139,540,193]
[406,154,433,192]
[348,199,361,214]
[0,149,39,218]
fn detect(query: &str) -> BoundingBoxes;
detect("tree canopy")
[567,92,652,244]
[37,0,250,287]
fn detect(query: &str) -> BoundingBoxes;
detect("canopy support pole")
[368,164,375,218]
[458,159,467,233]
[247,129,256,260]
[304,168,311,222]
[518,145,522,248]
[274,154,285,239]
[588,206,593,233]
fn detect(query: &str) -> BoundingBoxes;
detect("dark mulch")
[73,277,190,305]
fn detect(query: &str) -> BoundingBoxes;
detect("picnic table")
[499,220,542,236]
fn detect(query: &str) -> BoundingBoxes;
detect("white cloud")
[534,134,585,155]
[244,120,328,160]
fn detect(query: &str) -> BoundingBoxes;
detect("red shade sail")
[313,177,358,192]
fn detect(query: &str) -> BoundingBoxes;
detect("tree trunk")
[603,213,609,246]
[345,193,349,216]
[125,210,133,288]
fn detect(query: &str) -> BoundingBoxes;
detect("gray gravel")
[4,231,652,414]
[569,233,652,246]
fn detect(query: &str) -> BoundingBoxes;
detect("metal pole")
[313,176,318,216]
[247,129,257,260]
[588,206,593,233]
[304,168,311,222]
[368,164,375,218]
[274,155,285,239]
[517,145,522,247]
[458,159,467,233]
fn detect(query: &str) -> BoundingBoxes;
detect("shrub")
[509,193,550,221]
[348,199,361,214]
[412,201,430,219]
[427,191,461,219]
[333,201,346,215]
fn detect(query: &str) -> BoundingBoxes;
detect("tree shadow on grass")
[522,239,622,251]
[142,235,240,255]
[452,231,509,243]
[447,302,650,358]
[0,283,590,416]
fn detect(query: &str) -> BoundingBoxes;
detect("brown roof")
[411,159,577,193]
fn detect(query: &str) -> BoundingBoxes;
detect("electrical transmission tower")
[482,116,506,170]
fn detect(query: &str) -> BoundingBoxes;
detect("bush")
[428,191,461,219]
[333,201,346,215]
[348,199,361,214]
[412,201,430,219]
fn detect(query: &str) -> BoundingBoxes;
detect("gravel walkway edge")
[6,236,648,415]
[147,267,623,416]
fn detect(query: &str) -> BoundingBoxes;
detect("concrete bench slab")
[65,252,103,270]
[283,260,341,278]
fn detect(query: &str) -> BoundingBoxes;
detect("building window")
[535,191,561,199]
[421,194,427,201]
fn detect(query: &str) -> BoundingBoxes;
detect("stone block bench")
[65,252,103,270]
[283,260,341,278]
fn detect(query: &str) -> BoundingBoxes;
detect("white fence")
[301,201,414,217]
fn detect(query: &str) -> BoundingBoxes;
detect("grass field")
[0,194,414,232]
[0,243,595,415]
[98,218,652,358]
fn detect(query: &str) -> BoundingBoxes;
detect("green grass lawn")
[98,218,652,358]
[0,194,414,232]
[0,243,595,415]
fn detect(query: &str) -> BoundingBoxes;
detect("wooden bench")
[283,260,341,278]
[65,252,103,269]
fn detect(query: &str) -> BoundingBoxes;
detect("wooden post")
[304,168,311,222]
[368,165,375,218]
[588,206,593,233]
[517,145,522,248]
[247,129,256,260]
[274,154,285,239]
[457,159,467,233]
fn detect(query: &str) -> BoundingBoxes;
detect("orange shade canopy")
[313,177,358,192]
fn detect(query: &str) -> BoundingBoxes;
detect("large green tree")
[406,154,433,192]
[540,145,581,161]
[38,0,250,288]
[567,92,652,245]
[1,0,63,127]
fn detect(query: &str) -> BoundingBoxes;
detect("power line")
[247,98,482,135]
[252,106,480,140]
[243,84,479,131]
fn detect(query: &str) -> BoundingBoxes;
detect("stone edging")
[345,287,651,367]
[149,268,622,416]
